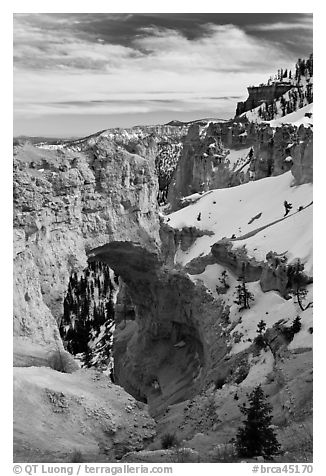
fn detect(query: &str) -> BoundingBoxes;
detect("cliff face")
[48,124,189,206]
[167,119,313,210]
[250,123,313,183]
[13,140,160,365]
[167,123,244,209]
[236,83,293,116]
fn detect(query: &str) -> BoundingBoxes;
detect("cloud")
[13,13,312,133]
[247,19,313,32]
[14,15,295,75]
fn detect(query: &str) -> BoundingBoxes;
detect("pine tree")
[254,320,268,349]
[219,270,230,289]
[235,385,281,458]
[291,316,302,334]
[307,53,313,77]
[287,259,312,311]
[234,276,254,310]
[257,320,266,334]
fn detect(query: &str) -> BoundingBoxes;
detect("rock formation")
[13,140,160,363]
[13,135,163,461]
[236,82,293,117]
[167,120,313,210]
[13,59,313,461]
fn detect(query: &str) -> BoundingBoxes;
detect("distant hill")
[165,117,228,127]
[13,135,77,146]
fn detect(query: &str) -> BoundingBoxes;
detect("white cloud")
[13,16,296,122]
[248,20,313,32]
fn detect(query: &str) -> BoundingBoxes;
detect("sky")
[13,12,313,138]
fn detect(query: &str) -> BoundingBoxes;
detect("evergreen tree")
[291,316,302,334]
[219,270,230,289]
[287,259,312,311]
[299,59,306,76]
[234,276,254,310]
[280,96,286,117]
[257,320,266,334]
[235,385,281,458]
[60,260,118,371]
[254,320,268,349]
[307,53,313,77]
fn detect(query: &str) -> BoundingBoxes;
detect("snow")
[268,103,313,128]
[225,147,251,171]
[190,264,312,355]
[239,72,313,126]
[232,205,313,275]
[241,105,265,123]
[37,144,64,150]
[189,263,238,299]
[228,281,299,355]
[228,282,314,355]
[288,302,313,350]
[169,169,312,355]
[166,172,312,270]
[240,349,274,387]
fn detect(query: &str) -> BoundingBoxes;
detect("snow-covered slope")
[166,171,312,270]
[165,169,313,358]
[268,103,313,128]
[232,205,312,275]
[240,68,313,125]
[241,100,313,128]
[225,146,252,172]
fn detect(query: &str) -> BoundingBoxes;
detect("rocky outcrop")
[290,126,313,185]
[211,239,263,282]
[167,124,238,209]
[51,124,188,205]
[236,83,293,116]
[250,123,313,184]
[13,141,160,365]
[160,220,214,266]
[167,119,313,210]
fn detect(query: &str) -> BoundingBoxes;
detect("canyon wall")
[168,120,313,210]
[13,139,160,366]
[13,139,230,417]
[13,118,313,419]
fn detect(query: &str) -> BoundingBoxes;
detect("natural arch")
[87,241,223,416]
